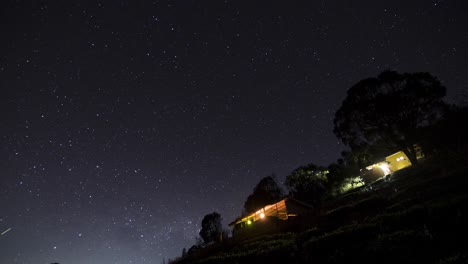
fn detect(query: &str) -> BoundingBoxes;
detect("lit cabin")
[362,150,413,182]
[229,198,314,237]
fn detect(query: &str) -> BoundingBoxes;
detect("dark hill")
[173,156,468,264]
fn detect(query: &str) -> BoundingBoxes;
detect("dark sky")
[1,1,467,263]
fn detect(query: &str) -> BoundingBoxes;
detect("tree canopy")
[199,212,222,244]
[418,105,468,155]
[243,175,283,214]
[285,164,328,205]
[333,70,448,164]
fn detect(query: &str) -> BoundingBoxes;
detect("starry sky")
[1,1,467,263]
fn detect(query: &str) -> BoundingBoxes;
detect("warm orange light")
[260,213,265,219]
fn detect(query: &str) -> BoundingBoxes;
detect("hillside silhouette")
[169,71,468,264]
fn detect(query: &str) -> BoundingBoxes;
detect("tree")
[333,70,448,164]
[187,242,203,255]
[418,105,468,156]
[243,175,283,214]
[199,212,222,244]
[285,164,328,205]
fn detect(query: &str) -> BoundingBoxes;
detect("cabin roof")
[228,197,313,226]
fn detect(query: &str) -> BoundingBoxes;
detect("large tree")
[285,163,328,205]
[333,70,448,164]
[199,212,222,244]
[419,105,468,156]
[243,175,283,214]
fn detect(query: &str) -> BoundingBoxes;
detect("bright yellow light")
[378,163,391,176]
[260,213,265,219]
[247,220,252,225]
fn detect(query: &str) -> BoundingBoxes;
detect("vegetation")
[285,163,328,206]
[199,212,223,244]
[243,175,283,214]
[173,158,468,264]
[170,70,468,263]
[333,70,448,164]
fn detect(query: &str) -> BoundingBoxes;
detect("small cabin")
[229,198,314,237]
[362,150,412,182]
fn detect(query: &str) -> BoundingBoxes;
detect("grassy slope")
[175,158,468,264]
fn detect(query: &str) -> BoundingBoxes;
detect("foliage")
[187,243,203,256]
[243,175,283,214]
[198,233,297,264]
[199,212,223,244]
[302,223,379,263]
[439,254,468,264]
[285,163,328,205]
[338,176,365,193]
[418,105,468,157]
[171,158,468,264]
[334,70,448,164]
[170,70,468,264]
[295,227,322,247]
[326,150,373,197]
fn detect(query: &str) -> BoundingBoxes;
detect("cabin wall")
[386,151,412,171]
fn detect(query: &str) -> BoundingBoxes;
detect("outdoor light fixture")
[247,220,252,225]
[260,213,265,219]
[379,163,391,176]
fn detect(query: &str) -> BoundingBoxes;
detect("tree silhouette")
[187,243,203,255]
[285,164,328,205]
[199,212,222,244]
[243,175,283,214]
[419,105,468,155]
[334,70,448,164]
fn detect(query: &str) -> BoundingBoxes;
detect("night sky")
[1,1,467,263]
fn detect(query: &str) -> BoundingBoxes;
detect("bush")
[302,223,379,263]
[198,235,297,264]
[371,229,434,264]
